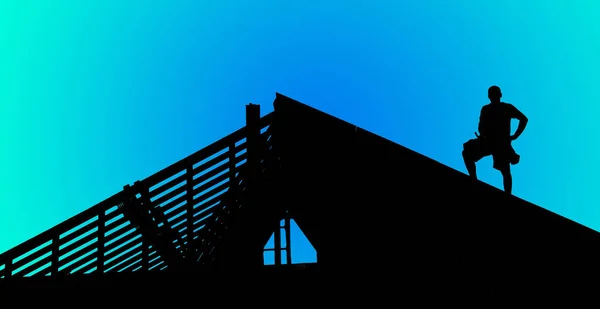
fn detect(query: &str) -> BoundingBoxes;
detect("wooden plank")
[60,249,98,275]
[118,250,158,272]
[100,238,142,272]
[191,182,230,209]
[60,218,98,247]
[148,139,247,201]
[58,231,99,260]
[143,126,247,187]
[12,253,53,277]
[104,242,143,272]
[111,251,144,273]
[148,171,187,200]
[104,216,129,236]
[9,243,52,272]
[56,242,99,274]
[158,152,248,217]
[103,229,140,257]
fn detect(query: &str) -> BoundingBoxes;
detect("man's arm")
[510,105,528,140]
[478,107,487,137]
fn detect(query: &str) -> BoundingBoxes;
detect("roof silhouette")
[0,93,598,298]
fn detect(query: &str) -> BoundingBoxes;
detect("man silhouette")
[462,85,528,194]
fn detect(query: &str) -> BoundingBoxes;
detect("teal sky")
[1,0,600,257]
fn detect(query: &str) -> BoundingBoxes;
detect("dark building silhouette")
[0,93,598,300]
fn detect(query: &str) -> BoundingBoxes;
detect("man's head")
[488,85,502,102]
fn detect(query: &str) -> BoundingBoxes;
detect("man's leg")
[508,143,520,165]
[463,138,487,180]
[495,144,515,194]
[462,149,477,179]
[500,168,512,195]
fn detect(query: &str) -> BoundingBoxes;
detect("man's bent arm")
[511,109,528,140]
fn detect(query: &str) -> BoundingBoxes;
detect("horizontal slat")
[60,218,98,247]
[118,250,158,272]
[159,169,230,220]
[104,231,141,262]
[173,173,244,232]
[144,126,248,188]
[0,192,124,265]
[147,256,165,270]
[195,194,227,216]
[193,214,215,234]
[188,145,236,180]
[75,260,100,275]
[190,159,232,188]
[148,171,187,200]
[192,181,230,209]
[149,141,246,200]
[105,216,129,236]
[31,265,51,277]
[10,244,51,273]
[59,231,99,259]
[104,239,143,271]
[79,248,151,275]
[105,207,122,223]
[151,182,187,210]
[150,148,244,209]
[167,197,221,230]
[13,253,53,277]
[194,199,222,220]
[192,172,229,199]
[157,154,246,215]
[107,251,143,273]
[58,242,98,271]
[165,204,188,224]
[191,152,246,190]
[60,249,97,275]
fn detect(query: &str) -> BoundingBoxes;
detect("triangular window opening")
[263,218,317,265]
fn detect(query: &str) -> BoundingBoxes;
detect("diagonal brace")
[119,181,188,271]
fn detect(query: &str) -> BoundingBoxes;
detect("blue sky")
[1,1,600,263]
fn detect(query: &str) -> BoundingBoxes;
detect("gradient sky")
[1,0,600,259]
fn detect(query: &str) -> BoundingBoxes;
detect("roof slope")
[272,92,600,284]
[1,92,599,294]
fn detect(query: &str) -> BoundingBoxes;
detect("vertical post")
[186,160,194,255]
[285,213,292,265]
[246,103,261,163]
[51,235,60,275]
[245,103,261,267]
[5,259,12,278]
[246,103,261,192]
[246,103,261,217]
[97,210,105,273]
[274,221,282,265]
[228,144,237,196]
[225,143,238,234]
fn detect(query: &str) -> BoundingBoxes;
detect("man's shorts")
[463,137,518,171]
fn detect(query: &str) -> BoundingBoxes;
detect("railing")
[0,111,274,278]
[194,114,276,265]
